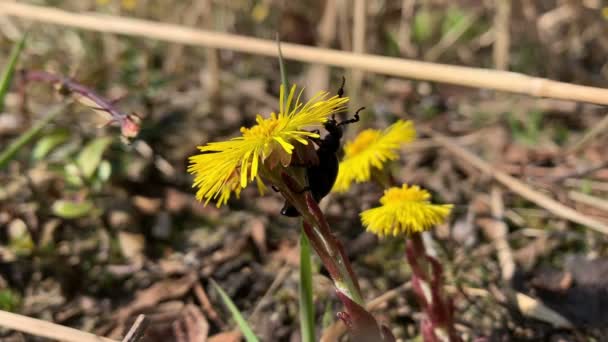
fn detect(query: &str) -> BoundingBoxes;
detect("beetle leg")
[338,106,364,127]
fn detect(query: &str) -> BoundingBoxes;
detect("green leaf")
[0,104,65,170]
[76,137,113,179]
[211,280,260,342]
[412,10,435,43]
[52,199,94,219]
[0,33,27,112]
[276,35,289,110]
[97,159,112,182]
[64,163,84,187]
[0,289,21,312]
[580,179,592,195]
[441,7,467,36]
[299,228,315,342]
[32,129,70,161]
[322,300,333,329]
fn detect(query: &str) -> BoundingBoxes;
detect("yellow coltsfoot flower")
[333,120,415,192]
[361,184,452,237]
[188,85,348,206]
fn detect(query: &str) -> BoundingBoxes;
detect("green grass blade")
[299,228,315,342]
[276,35,289,109]
[211,279,260,342]
[0,104,65,170]
[0,33,27,112]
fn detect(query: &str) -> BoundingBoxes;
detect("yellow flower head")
[361,184,452,237]
[188,85,348,206]
[333,120,415,192]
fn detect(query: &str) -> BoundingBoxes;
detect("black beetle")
[279,78,362,217]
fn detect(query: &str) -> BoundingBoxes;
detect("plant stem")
[406,233,459,342]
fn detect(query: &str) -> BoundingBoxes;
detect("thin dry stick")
[200,0,220,101]
[336,0,351,52]
[548,160,608,183]
[493,0,511,70]
[489,186,515,281]
[304,0,336,99]
[564,179,608,192]
[163,0,206,73]
[121,314,148,342]
[248,265,290,322]
[424,128,608,235]
[569,191,608,213]
[351,0,366,103]
[567,112,608,154]
[398,0,416,57]
[3,2,608,105]
[0,309,117,342]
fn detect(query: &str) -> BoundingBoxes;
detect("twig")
[548,160,608,182]
[248,265,290,322]
[564,178,608,192]
[193,282,225,330]
[121,315,148,342]
[351,0,366,106]
[398,0,416,57]
[489,187,515,281]
[493,0,511,70]
[569,191,608,213]
[0,309,117,342]
[304,0,336,100]
[567,112,608,154]
[424,128,608,235]
[2,3,608,105]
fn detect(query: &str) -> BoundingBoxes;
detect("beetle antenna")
[337,76,346,98]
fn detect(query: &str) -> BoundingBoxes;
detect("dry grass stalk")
[398,0,416,57]
[567,112,608,154]
[489,187,515,281]
[493,0,511,70]
[569,191,608,213]
[3,2,608,105]
[351,0,366,105]
[425,129,608,235]
[304,0,336,99]
[0,309,117,342]
[121,314,148,342]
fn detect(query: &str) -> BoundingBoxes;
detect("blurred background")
[1,0,608,340]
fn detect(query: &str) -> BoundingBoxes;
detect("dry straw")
[2,2,608,106]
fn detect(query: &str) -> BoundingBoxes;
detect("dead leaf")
[115,273,198,320]
[515,292,572,328]
[247,218,267,258]
[118,231,145,261]
[173,304,209,342]
[132,195,162,214]
[207,331,241,342]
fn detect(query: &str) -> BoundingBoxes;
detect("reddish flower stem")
[406,234,460,341]
[275,170,392,340]
[19,70,140,138]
